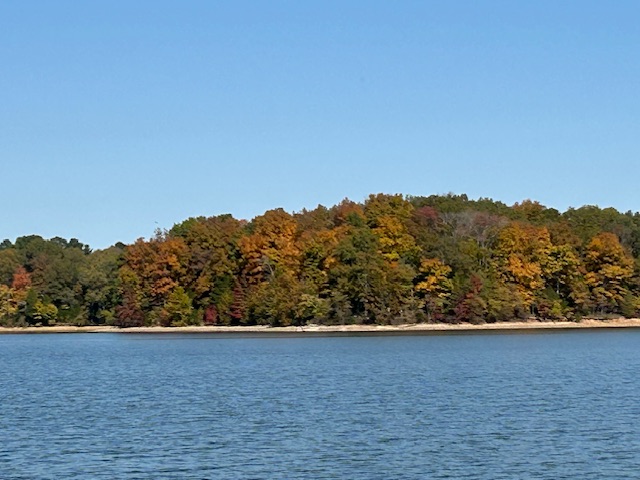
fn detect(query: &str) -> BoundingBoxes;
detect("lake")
[1,330,639,479]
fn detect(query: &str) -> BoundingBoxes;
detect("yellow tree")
[545,244,581,292]
[584,232,634,313]
[415,258,453,321]
[297,227,344,290]
[373,215,419,263]
[494,222,553,310]
[364,194,419,263]
[0,284,17,325]
[538,243,584,317]
[364,193,414,223]
[238,209,300,285]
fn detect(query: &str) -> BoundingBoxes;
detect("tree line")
[2,193,640,327]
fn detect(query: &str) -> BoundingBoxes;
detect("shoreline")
[2,318,640,335]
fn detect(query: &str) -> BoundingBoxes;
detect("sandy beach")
[2,318,640,334]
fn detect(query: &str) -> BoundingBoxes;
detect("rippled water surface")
[1,330,639,479]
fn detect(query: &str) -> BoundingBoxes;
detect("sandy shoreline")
[2,318,640,335]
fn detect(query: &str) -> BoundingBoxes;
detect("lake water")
[1,330,639,479]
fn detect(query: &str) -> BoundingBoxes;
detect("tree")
[511,200,560,225]
[584,232,634,314]
[453,275,487,324]
[245,272,306,327]
[170,214,242,322]
[11,266,31,291]
[0,285,17,325]
[10,235,90,323]
[22,288,38,325]
[238,209,300,285]
[228,281,247,325]
[32,300,58,326]
[363,194,419,263]
[119,235,188,324]
[162,286,195,326]
[371,215,419,263]
[415,258,452,321]
[331,198,366,227]
[0,249,21,286]
[493,222,553,311]
[327,225,415,324]
[78,246,123,324]
[544,244,581,298]
[115,290,145,327]
[328,226,384,322]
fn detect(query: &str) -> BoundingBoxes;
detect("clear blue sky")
[2,1,639,249]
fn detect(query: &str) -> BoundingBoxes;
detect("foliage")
[4,193,640,327]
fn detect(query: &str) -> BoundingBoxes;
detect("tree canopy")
[3,194,640,327]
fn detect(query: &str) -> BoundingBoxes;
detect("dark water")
[1,330,639,479]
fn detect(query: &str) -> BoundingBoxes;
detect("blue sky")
[2,1,639,249]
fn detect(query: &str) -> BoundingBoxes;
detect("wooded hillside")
[3,194,640,327]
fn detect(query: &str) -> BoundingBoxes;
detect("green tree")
[0,248,21,286]
[162,286,195,326]
[78,246,123,324]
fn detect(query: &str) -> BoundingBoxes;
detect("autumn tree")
[453,275,487,324]
[118,234,188,325]
[170,214,242,323]
[364,194,419,263]
[238,209,300,285]
[584,232,634,314]
[493,222,554,312]
[415,258,453,321]
[0,285,17,326]
[511,200,560,225]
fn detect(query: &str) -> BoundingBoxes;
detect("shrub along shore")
[3,193,640,328]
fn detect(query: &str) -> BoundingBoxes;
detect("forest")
[2,193,640,328]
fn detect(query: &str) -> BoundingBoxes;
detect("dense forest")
[2,194,640,327]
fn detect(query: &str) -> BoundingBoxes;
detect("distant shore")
[2,318,640,335]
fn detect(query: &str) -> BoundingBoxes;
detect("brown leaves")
[11,266,31,291]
